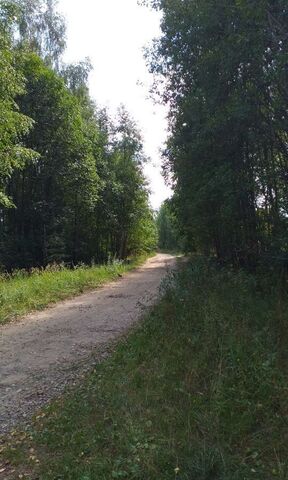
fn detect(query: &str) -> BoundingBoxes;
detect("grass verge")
[0,254,152,326]
[1,258,287,479]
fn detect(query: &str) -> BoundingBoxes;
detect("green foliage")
[3,259,287,478]
[6,0,66,67]
[0,253,152,326]
[81,105,157,263]
[147,0,288,269]
[157,198,182,251]
[0,27,37,207]
[0,2,156,270]
[129,204,158,254]
[106,105,154,259]
[0,53,99,267]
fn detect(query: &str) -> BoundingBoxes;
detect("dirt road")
[0,254,176,434]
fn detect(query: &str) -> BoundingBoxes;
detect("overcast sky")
[58,0,171,209]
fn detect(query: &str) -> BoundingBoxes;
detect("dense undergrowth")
[2,258,288,479]
[0,254,151,326]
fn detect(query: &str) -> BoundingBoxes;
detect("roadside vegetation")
[2,258,287,479]
[0,254,153,326]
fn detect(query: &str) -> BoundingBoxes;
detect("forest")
[0,0,157,271]
[2,0,288,272]
[151,0,288,274]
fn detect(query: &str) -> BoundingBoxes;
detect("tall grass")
[0,255,150,326]
[2,258,287,479]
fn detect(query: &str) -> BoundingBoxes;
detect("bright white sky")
[58,0,172,209]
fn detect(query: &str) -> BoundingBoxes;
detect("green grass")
[0,254,152,326]
[1,258,288,479]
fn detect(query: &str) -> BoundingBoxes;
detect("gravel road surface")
[0,254,176,433]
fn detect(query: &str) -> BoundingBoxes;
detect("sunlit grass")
[0,254,152,326]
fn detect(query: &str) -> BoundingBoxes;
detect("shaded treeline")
[156,198,182,252]
[0,0,157,270]
[146,0,288,271]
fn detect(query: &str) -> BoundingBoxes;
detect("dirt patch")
[0,254,176,434]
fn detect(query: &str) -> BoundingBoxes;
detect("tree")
[1,54,99,268]
[146,0,288,269]
[2,0,66,68]
[110,106,150,258]
[0,0,157,270]
[0,14,36,209]
[157,199,180,251]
